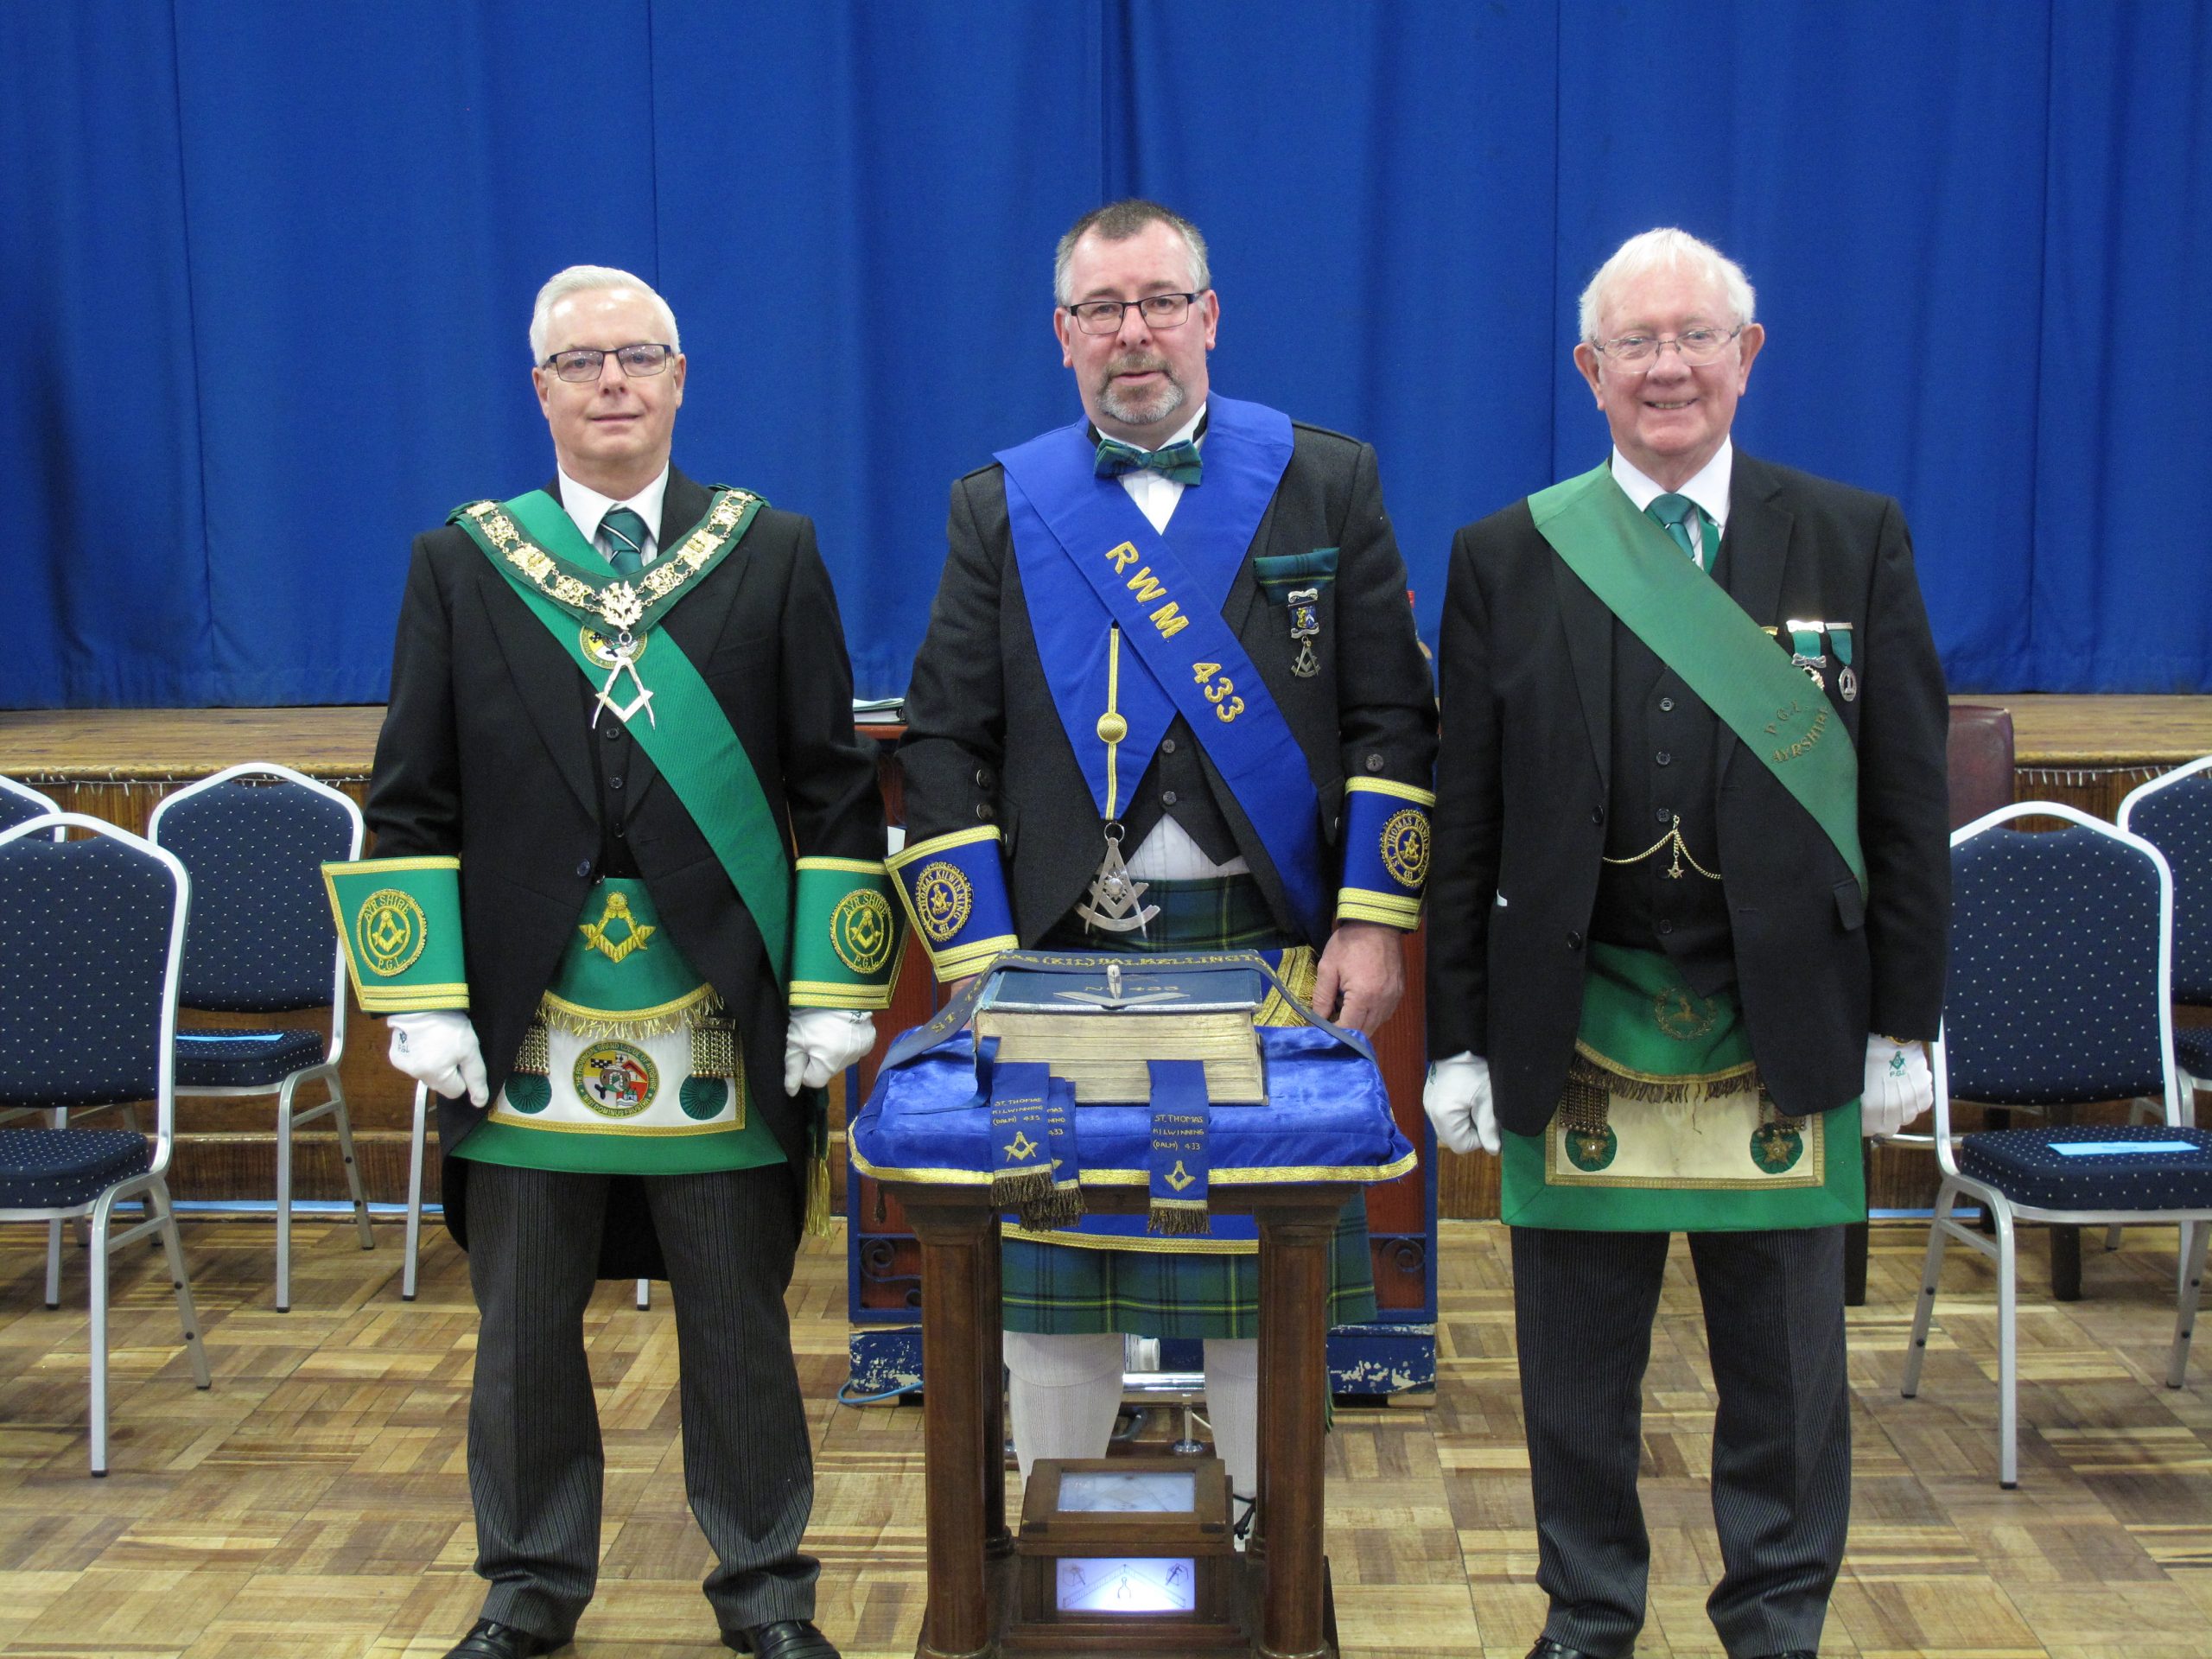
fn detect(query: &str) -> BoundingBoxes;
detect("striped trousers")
[465,1162,817,1643]
[1512,1224,1849,1659]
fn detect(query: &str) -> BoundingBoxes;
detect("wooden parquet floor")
[3,1217,2209,1659]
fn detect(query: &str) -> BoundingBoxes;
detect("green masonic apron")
[1499,463,1866,1232]
[445,488,811,1190]
[463,879,779,1175]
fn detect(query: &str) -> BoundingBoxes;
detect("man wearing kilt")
[1425,229,1950,1659]
[896,200,1438,1508]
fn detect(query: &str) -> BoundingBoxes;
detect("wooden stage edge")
[4,694,2212,777]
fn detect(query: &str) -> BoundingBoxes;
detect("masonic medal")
[1287,585,1321,678]
[1076,821,1160,935]
[1828,621,1858,701]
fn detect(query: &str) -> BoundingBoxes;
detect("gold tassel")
[990,1167,1055,1220]
[1147,1201,1211,1236]
[513,1020,550,1077]
[690,1014,737,1079]
[804,1149,835,1237]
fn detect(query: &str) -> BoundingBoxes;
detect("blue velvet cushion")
[2126,774,2212,1004]
[0,1128,151,1209]
[175,1027,325,1088]
[1945,825,2169,1106]
[1956,1123,2212,1211]
[853,1025,1414,1189]
[156,778,353,1013]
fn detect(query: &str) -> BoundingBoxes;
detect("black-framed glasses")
[1064,292,1205,335]
[1594,325,1742,371]
[542,342,677,382]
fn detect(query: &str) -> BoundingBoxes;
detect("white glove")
[1861,1033,1933,1136]
[388,1010,489,1107]
[1423,1051,1500,1154]
[785,1007,877,1095]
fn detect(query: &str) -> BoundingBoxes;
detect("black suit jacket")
[1427,453,1950,1135]
[365,466,884,1258]
[900,420,1438,945]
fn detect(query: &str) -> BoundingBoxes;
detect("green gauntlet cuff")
[789,856,904,1010]
[321,855,468,1012]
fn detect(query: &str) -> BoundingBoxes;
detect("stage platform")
[3,696,2207,1221]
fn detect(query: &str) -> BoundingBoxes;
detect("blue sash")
[998,395,1325,941]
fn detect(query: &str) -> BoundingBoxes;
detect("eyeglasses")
[542,343,677,382]
[1593,325,1742,371]
[1064,292,1205,336]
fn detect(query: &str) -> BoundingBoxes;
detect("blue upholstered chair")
[0,813,213,1474]
[0,773,61,836]
[147,764,371,1311]
[0,779,86,1297]
[2120,757,2212,1096]
[1900,802,2212,1487]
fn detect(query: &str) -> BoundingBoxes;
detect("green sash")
[1529,463,1866,896]
[452,488,794,986]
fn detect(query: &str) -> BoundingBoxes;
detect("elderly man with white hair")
[357,264,893,1659]
[1424,229,1950,1659]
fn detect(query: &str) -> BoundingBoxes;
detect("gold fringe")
[536,984,722,1042]
[990,1167,1055,1217]
[1147,1200,1211,1236]
[1566,1046,1763,1106]
[804,1150,835,1237]
[1039,1181,1086,1226]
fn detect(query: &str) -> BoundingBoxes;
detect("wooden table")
[891,1181,1349,1659]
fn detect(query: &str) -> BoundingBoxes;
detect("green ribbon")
[1529,463,1866,897]
[454,489,795,987]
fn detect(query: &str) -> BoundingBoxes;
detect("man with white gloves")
[1424,229,1949,1659]
[348,266,895,1659]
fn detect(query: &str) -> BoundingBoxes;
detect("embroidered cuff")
[1336,775,1434,930]
[789,856,904,1010]
[321,855,468,1012]
[888,826,1019,981]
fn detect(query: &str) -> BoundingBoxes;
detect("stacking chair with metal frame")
[2120,756,2212,1098]
[147,763,371,1311]
[0,813,213,1474]
[1899,802,2212,1487]
[0,776,74,1297]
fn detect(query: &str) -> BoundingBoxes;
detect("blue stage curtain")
[2,0,2206,706]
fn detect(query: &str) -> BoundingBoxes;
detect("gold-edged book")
[973,953,1267,1103]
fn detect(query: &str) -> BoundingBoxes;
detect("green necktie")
[601,505,651,579]
[1095,435,1203,486]
[1645,493,1704,564]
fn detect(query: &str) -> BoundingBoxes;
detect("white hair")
[528,265,681,362]
[1578,228,1756,344]
[1053,200,1211,306]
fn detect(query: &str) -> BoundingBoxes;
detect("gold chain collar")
[463,489,758,634]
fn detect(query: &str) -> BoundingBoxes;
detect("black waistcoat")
[1589,538,1737,995]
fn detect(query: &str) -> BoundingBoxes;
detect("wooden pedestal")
[893,1180,1349,1659]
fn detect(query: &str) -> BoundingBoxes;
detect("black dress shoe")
[1525,1640,1604,1659]
[443,1620,564,1659]
[722,1620,842,1659]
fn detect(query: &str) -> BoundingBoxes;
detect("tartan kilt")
[1014,874,1376,1338]
[1001,1201,1378,1338]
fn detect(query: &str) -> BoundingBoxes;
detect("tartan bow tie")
[1094,435,1202,486]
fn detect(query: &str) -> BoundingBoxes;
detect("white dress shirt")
[557,463,672,565]
[1609,441,1732,568]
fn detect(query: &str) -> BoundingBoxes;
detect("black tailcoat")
[365,467,884,1272]
[900,420,1438,943]
[1427,453,1950,1136]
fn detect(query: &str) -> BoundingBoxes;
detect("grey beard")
[1099,372,1187,432]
